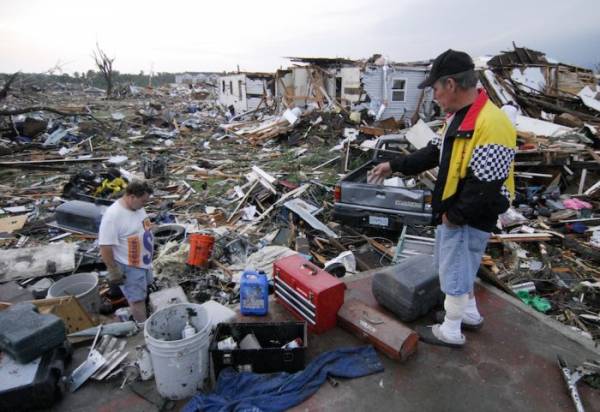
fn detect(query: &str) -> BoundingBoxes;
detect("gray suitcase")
[0,303,66,364]
[372,255,443,322]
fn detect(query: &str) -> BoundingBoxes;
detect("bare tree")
[92,43,115,98]
[0,72,19,101]
[46,60,66,75]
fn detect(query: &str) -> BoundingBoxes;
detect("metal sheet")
[0,354,41,390]
[284,198,338,238]
[68,349,106,392]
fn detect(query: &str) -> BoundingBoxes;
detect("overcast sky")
[1,0,599,74]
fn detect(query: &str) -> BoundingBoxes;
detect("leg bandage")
[440,294,469,341]
[444,294,469,320]
[463,295,482,322]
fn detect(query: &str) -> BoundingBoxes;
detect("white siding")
[246,78,266,96]
[339,67,361,104]
[362,66,433,121]
[218,74,247,114]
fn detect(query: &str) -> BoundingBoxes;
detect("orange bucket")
[187,233,215,267]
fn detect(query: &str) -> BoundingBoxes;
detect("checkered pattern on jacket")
[469,144,515,182]
[500,185,511,200]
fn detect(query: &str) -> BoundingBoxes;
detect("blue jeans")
[434,224,490,296]
[115,262,153,303]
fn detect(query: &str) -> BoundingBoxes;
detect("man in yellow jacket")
[371,49,516,347]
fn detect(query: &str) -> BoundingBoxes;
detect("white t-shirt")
[98,200,154,269]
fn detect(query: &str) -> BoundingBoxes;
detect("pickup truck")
[332,135,433,231]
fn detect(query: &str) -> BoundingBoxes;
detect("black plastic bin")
[0,340,72,411]
[0,303,66,364]
[210,321,307,380]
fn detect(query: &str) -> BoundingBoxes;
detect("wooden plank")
[0,157,108,167]
[34,296,95,333]
[0,214,27,233]
[586,148,600,163]
[578,168,587,195]
[359,126,385,136]
[489,233,551,243]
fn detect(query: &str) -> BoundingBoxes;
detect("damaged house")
[275,56,436,124]
[479,44,599,125]
[358,58,435,125]
[175,72,210,85]
[217,72,274,115]
[275,57,362,110]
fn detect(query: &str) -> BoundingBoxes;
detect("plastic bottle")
[240,269,269,316]
[282,337,303,349]
[182,320,196,339]
[136,345,154,380]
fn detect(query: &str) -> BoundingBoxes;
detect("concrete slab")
[46,274,600,412]
[289,275,600,412]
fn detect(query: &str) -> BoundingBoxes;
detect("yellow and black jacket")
[390,89,516,232]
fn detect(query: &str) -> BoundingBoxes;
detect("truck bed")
[339,161,430,214]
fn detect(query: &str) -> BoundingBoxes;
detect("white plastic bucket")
[47,272,100,314]
[144,303,212,400]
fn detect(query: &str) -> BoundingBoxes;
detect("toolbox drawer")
[273,255,345,334]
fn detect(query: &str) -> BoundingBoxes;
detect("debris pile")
[0,44,599,407]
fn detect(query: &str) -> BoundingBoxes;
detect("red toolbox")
[273,254,345,334]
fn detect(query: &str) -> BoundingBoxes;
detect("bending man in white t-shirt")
[99,180,154,322]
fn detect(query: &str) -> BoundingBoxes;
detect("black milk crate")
[210,321,307,380]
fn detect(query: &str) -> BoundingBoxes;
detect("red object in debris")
[519,143,537,151]
[337,299,418,361]
[273,254,345,334]
[187,233,214,267]
[334,185,341,203]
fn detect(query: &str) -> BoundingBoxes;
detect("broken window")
[229,81,233,95]
[222,80,225,94]
[392,79,406,102]
[238,80,243,98]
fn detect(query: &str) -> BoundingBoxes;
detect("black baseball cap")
[418,49,475,89]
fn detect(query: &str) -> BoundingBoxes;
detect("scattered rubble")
[1,44,599,407]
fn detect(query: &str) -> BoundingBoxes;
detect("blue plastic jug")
[240,270,269,316]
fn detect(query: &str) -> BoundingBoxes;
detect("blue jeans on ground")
[434,224,490,296]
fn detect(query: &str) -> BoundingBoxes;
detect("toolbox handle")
[362,311,384,325]
[301,263,318,276]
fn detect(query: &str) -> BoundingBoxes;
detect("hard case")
[371,255,443,322]
[337,299,418,361]
[0,303,66,364]
[0,340,72,411]
[273,254,345,334]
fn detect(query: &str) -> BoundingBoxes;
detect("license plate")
[368,215,389,227]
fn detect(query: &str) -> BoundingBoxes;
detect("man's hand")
[442,213,460,229]
[370,162,392,178]
[107,265,125,286]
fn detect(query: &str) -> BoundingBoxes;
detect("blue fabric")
[182,345,383,412]
[434,224,490,296]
